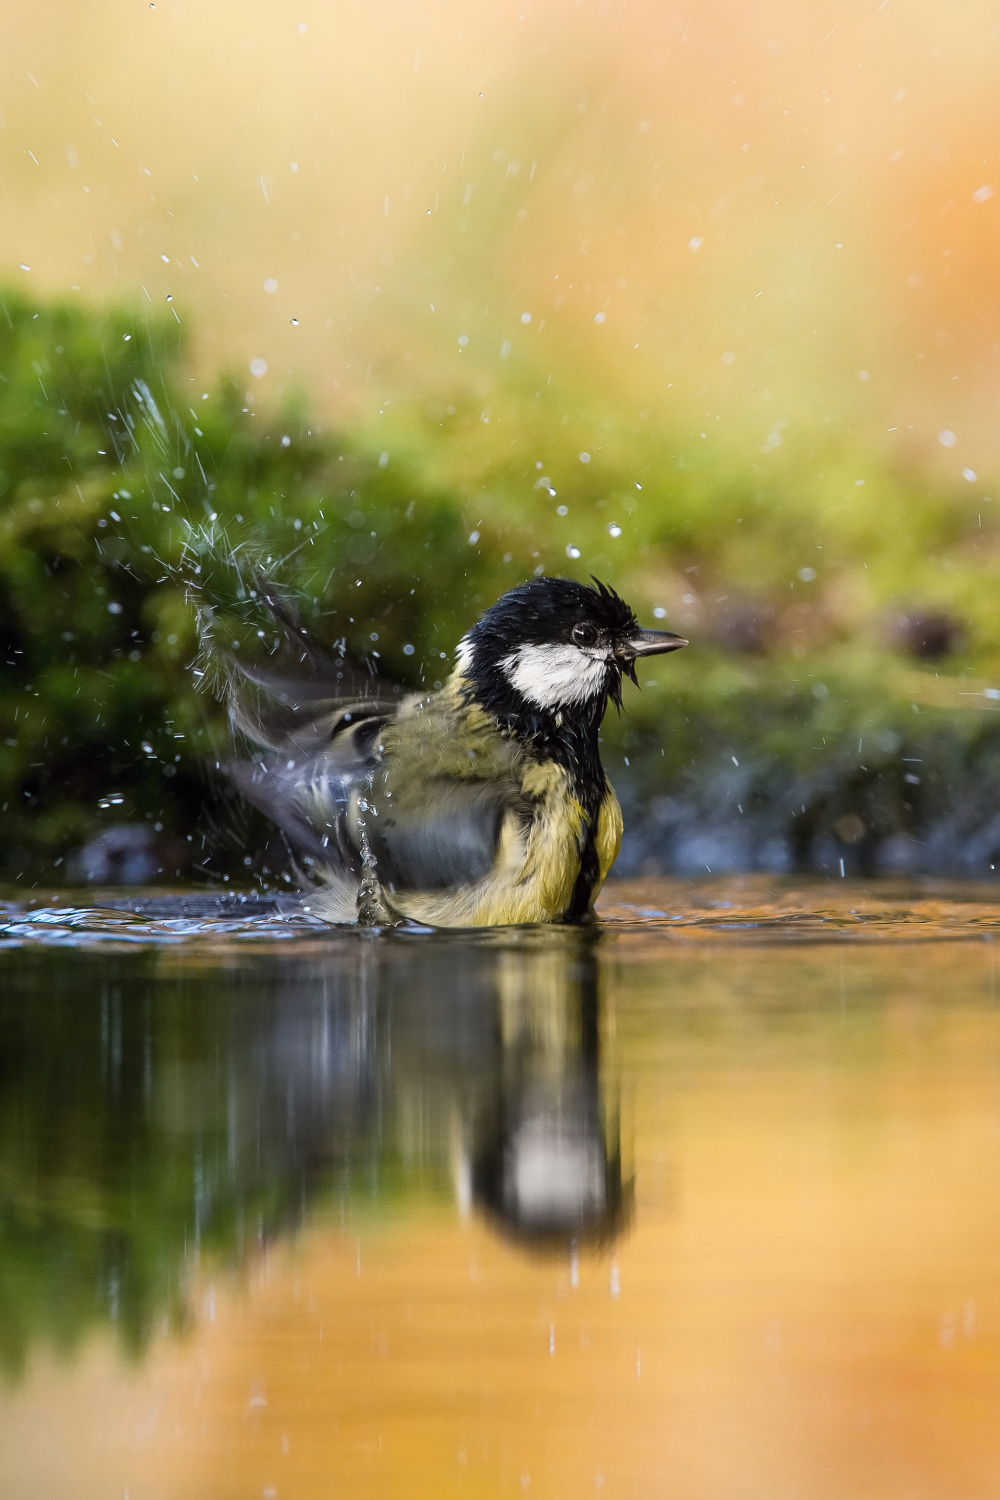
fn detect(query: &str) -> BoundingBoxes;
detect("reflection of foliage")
[2,954,234,1372]
[0,951,185,1373]
[0,933,616,1377]
[0,948,398,1377]
[2,285,1000,875]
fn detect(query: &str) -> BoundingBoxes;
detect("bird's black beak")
[614,628,687,687]
[622,628,689,659]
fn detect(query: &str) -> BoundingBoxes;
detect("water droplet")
[798,567,816,582]
[938,428,957,448]
[579,451,591,463]
[593,311,606,323]
[520,311,531,324]
[249,357,268,378]
[263,277,278,294]
[566,544,581,559]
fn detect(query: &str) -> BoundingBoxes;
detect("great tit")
[224,576,686,927]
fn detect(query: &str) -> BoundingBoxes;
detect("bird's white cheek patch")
[501,643,607,709]
[455,636,475,674]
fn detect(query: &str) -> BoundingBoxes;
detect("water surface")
[2,877,1000,1498]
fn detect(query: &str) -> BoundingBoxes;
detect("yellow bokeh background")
[3,0,999,475]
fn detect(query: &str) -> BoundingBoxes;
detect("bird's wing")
[218,597,403,872]
[218,600,530,900]
[226,627,402,756]
[229,674,393,758]
[367,774,527,892]
[362,699,532,893]
[225,707,392,867]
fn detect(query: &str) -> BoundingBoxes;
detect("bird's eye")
[572,622,599,647]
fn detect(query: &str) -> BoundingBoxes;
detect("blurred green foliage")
[1,286,1000,879]
[0,291,512,879]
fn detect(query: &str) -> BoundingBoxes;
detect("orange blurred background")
[2,0,999,479]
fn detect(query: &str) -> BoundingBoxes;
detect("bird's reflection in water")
[0,926,628,1371]
[469,939,629,1247]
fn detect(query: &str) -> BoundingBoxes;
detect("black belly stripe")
[563,816,601,923]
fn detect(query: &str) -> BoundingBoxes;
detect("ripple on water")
[599,875,1000,943]
[0,892,328,949]
[0,876,998,947]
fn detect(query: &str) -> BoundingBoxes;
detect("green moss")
[0,291,509,877]
[1,286,999,878]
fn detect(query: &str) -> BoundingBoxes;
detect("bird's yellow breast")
[594,783,625,888]
[387,753,622,928]
[358,680,624,927]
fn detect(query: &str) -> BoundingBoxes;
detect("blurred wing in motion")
[218,606,526,922]
[369,777,522,892]
[216,594,403,903]
[225,697,393,871]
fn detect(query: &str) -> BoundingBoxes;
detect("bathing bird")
[223,576,686,927]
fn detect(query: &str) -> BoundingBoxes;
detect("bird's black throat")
[459,665,614,923]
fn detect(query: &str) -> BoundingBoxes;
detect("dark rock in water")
[614,732,1000,881]
[67,824,179,885]
[887,609,965,660]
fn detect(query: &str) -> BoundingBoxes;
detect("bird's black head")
[458,576,687,728]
